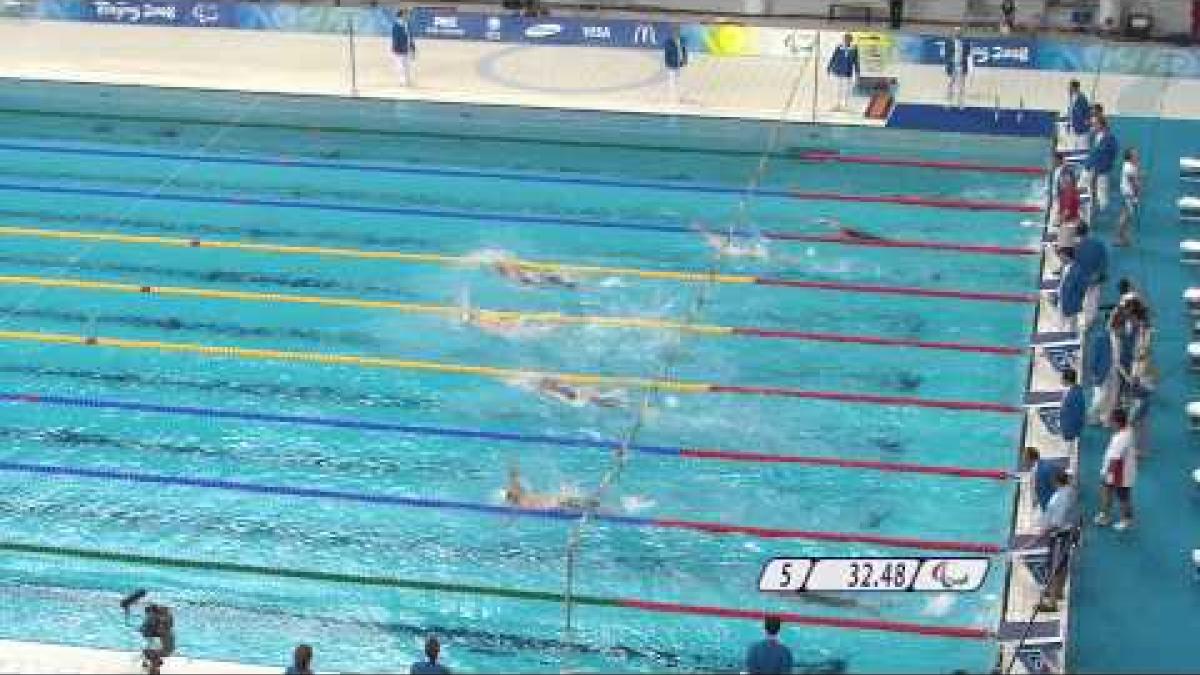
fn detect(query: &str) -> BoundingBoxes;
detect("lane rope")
[0,461,1006,553]
[0,330,1023,414]
[0,226,1033,303]
[0,392,1015,480]
[0,274,1023,356]
[0,540,994,639]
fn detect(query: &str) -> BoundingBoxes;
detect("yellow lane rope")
[0,226,756,286]
[0,330,713,394]
[0,275,735,336]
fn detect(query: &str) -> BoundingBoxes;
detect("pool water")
[0,80,1044,673]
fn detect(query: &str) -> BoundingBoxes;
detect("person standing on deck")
[1082,114,1118,220]
[1065,80,1091,151]
[664,25,688,104]
[1117,148,1142,247]
[392,9,417,87]
[827,33,860,112]
[944,28,971,110]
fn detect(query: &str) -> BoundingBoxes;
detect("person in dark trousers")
[1036,470,1078,612]
[664,25,687,104]
[285,644,314,675]
[944,28,971,109]
[411,636,451,674]
[1060,368,1085,444]
[889,0,904,28]
[745,615,793,674]
[391,8,416,87]
[1065,80,1091,151]
[1001,0,1017,33]
[827,33,860,111]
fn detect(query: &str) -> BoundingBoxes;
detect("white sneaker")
[1114,519,1132,531]
[1094,513,1111,526]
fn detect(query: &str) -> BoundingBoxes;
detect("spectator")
[1096,408,1136,530]
[1074,221,1109,333]
[1060,368,1085,444]
[1036,471,1077,612]
[1065,80,1091,151]
[1117,148,1142,247]
[827,33,860,112]
[391,9,416,87]
[1083,114,1119,219]
[286,644,314,675]
[889,0,904,28]
[663,25,688,104]
[944,28,971,110]
[412,636,450,675]
[1025,446,1061,512]
[1001,0,1017,33]
[746,615,794,674]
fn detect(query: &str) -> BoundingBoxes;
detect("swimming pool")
[0,79,1045,673]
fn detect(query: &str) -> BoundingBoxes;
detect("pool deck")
[0,14,1194,675]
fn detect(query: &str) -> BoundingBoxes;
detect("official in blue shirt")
[1055,248,1086,331]
[1060,368,1085,443]
[1066,80,1091,139]
[1086,316,1113,387]
[827,33,860,111]
[391,9,416,87]
[1085,115,1119,214]
[664,26,688,103]
[944,28,971,109]
[1073,222,1108,331]
[746,615,793,674]
[1025,446,1062,511]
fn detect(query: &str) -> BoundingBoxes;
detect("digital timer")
[759,557,990,593]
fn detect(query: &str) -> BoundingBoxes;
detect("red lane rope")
[708,385,1022,415]
[762,232,1038,257]
[752,278,1036,304]
[792,150,1045,176]
[731,328,1022,356]
[789,190,1042,213]
[680,448,1013,480]
[616,599,994,639]
[649,518,1004,553]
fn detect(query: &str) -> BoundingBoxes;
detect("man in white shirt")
[1096,408,1136,530]
[1117,148,1141,247]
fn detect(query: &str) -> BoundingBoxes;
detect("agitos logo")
[929,560,973,589]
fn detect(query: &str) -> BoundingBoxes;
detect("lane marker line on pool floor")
[790,150,1046,175]
[0,274,1024,356]
[0,226,1037,304]
[0,392,1016,480]
[0,540,995,638]
[0,461,1006,554]
[0,330,1023,414]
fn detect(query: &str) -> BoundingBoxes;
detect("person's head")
[292,644,313,671]
[1092,102,1105,116]
[1024,446,1041,464]
[1118,278,1133,296]
[1069,79,1080,94]
[1059,246,1075,261]
[425,636,441,663]
[1125,147,1138,163]
[1063,368,1078,386]
[1052,152,1064,166]
[843,32,853,46]
[764,614,782,637]
[1075,220,1089,237]
[1055,471,1071,487]
[1111,408,1129,429]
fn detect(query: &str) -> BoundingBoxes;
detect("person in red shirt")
[1056,170,1081,250]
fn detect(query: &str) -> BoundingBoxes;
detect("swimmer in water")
[693,221,770,259]
[531,376,626,409]
[815,217,887,242]
[493,258,578,289]
[504,465,600,511]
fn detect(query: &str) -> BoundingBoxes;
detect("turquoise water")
[0,80,1043,673]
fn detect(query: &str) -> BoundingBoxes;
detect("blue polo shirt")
[827,45,860,78]
[1060,384,1085,442]
[1033,460,1063,511]
[1068,92,1091,134]
[411,660,450,675]
[746,637,793,674]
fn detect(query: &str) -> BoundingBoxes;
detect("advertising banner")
[903,34,1036,69]
[409,8,669,50]
[682,24,814,58]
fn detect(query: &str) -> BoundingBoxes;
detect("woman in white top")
[1096,408,1136,530]
[1117,148,1141,247]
